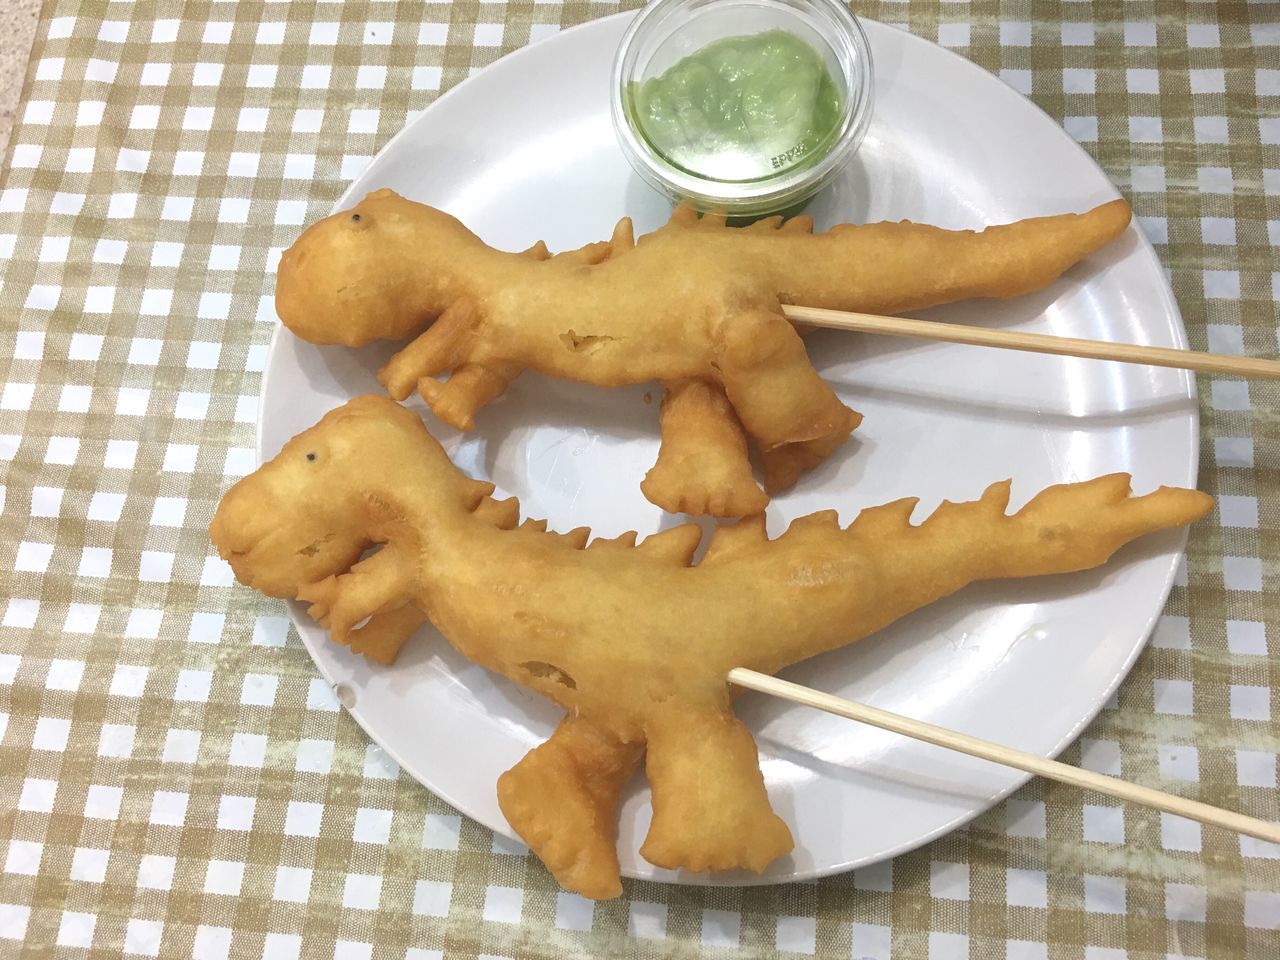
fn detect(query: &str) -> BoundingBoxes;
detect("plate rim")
[256,11,1200,886]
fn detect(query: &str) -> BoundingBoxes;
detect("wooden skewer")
[728,667,1280,845]
[782,304,1280,381]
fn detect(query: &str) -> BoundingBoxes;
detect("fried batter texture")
[210,396,1210,899]
[275,191,1132,516]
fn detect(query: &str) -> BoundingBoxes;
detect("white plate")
[258,15,1197,886]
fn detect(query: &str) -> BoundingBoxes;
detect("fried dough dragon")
[275,191,1132,516]
[211,396,1209,899]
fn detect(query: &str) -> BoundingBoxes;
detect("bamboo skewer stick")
[728,667,1280,845]
[781,305,1280,381]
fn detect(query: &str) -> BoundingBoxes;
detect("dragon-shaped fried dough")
[275,191,1133,517]
[211,396,1210,899]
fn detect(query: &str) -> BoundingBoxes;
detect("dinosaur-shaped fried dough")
[275,190,1133,517]
[210,396,1209,899]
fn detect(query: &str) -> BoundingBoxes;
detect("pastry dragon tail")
[749,198,1133,315]
[712,471,1209,674]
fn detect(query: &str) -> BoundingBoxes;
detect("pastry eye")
[351,214,361,223]
[306,452,316,462]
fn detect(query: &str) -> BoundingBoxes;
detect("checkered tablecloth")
[1,1,1277,957]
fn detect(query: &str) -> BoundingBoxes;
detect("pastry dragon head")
[209,395,477,597]
[274,189,478,347]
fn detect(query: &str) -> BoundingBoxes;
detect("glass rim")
[611,0,875,210]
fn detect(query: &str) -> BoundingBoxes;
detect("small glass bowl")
[611,0,875,219]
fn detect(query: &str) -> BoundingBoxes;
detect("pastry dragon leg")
[379,299,476,397]
[641,703,793,873]
[298,545,420,662]
[641,379,769,518]
[417,360,523,431]
[497,716,645,900]
[759,432,854,495]
[378,300,523,431]
[718,309,863,493]
[342,606,429,666]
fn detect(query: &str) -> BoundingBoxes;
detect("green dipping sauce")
[627,30,845,183]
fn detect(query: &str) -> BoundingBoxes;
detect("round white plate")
[259,15,1197,886]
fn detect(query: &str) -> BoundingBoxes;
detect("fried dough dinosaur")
[210,395,1209,899]
[275,191,1132,517]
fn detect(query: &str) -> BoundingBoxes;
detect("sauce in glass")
[626,30,844,184]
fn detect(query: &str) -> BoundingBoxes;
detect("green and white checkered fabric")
[1,1,1277,957]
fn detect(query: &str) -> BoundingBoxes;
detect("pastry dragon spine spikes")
[210,396,1210,899]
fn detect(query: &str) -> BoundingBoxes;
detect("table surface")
[0,0,40,161]
[0,2,1277,958]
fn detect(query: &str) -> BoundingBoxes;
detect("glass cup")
[612,0,875,219]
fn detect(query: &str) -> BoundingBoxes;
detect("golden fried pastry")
[275,192,1132,516]
[210,395,1210,899]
